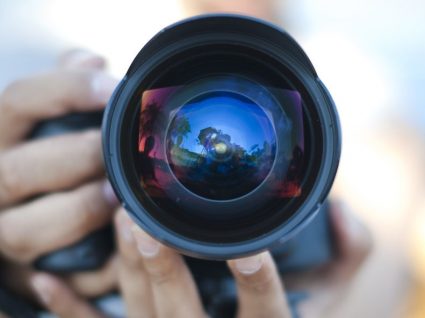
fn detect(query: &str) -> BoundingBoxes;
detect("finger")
[283,202,372,289]
[132,226,206,318]
[58,49,106,70]
[296,202,372,317]
[328,201,372,282]
[0,131,102,206]
[0,69,118,148]
[0,180,116,262]
[0,256,117,302]
[31,273,104,318]
[228,251,291,318]
[65,255,118,298]
[0,130,103,207]
[115,209,155,318]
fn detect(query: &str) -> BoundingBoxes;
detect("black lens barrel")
[103,14,340,260]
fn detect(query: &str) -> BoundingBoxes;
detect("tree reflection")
[167,117,276,199]
[139,101,164,138]
[138,102,301,200]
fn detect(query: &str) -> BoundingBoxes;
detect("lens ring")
[103,15,341,257]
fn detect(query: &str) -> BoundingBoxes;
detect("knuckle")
[70,184,106,233]
[121,253,144,269]
[239,270,275,293]
[247,276,274,293]
[76,130,102,167]
[80,129,101,147]
[61,70,96,104]
[147,258,179,285]
[0,154,19,205]
[0,215,30,261]
[73,192,98,228]
[0,80,25,115]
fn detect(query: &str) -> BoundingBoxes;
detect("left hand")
[0,49,119,301]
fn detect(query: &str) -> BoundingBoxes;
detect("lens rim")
[103,14,341,260]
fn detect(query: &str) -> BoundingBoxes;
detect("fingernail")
[234,254,264,275]
[103,181,119,206]
[91,73,119,103]
[118,213,133,243]
[31,275,51,305]
[132,225,160,258]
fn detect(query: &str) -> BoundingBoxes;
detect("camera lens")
[103,15,340,259]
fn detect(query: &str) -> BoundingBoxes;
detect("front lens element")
[125,40,322,244]
[166,91,276,200]
[133,68,310,242]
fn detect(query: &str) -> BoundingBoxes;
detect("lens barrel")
[103,14,340,260]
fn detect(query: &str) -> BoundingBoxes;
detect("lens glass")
[166,91,276,200]
[127,44,321,243]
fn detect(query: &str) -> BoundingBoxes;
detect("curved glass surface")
[166,91,276,200]
[128,45,317,243]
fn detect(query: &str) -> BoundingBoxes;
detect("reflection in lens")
[135,73,307,241]
[166,92,276,200]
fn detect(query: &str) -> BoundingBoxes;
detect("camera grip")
[30,112,115,273]
[33,225,114,273]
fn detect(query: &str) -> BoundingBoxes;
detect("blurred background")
[0,0,424,317]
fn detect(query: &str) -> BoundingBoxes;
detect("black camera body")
[30,15,340,318]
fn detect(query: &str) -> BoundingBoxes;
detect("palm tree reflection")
[166,115,275,200]
[138,102,302,200]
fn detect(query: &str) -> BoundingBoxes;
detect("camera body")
[31,14,340,318]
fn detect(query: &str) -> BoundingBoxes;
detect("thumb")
[58,49,106,70]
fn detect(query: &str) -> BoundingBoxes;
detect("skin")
[0,51,119,299]
[181,0,281,23]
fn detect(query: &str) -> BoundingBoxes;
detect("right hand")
[0,50,119,299]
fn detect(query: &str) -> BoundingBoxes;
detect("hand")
[284,202,372,317]
[28,203,371,318]
[29,207,292,318]
[0,50,119,298]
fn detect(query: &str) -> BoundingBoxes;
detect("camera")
[104,14,340,259]
[32,14,340,317]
